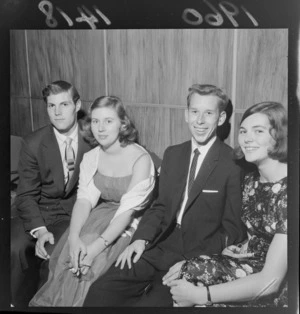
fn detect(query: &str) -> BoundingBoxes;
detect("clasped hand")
[68,236,97,277]
[163,261,203,307]
[222,242,253,259]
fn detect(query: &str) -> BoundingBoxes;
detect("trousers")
[84,223,184,307]
[11,215,70,307]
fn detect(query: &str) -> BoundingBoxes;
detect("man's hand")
[35,229,54,260]
[115,240,147,269]
[162,260,185,285]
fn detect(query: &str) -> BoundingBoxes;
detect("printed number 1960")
[182,0,258,27]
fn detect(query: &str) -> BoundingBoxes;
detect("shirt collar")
[53,123,78,145]
[191,136,217,156]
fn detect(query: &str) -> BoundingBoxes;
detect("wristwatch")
[205,286,213,306]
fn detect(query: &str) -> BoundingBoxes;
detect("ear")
[75,99,82,112]
[184,109,189,123]
[218,111,226,126]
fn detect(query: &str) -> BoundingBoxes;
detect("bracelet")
[205,286,213,306]
[99,235,109,247]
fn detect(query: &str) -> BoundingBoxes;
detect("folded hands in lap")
[67,236,98,277]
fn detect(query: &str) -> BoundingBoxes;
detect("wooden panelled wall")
[11,29,287,159]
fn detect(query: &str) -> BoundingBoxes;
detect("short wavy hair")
[82,96,138,147]
[235,101,287,162]
[42,80,80,104]
[187,84,229,112]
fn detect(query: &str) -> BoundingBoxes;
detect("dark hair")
[42,80,80,104]
[82,96,138,147]
[235,102,287,162]
[187,84,229,112]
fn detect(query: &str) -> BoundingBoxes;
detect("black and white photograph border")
[0,0,299,313]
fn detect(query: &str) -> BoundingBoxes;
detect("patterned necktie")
[187,149,200,195]
[65,137,75,185]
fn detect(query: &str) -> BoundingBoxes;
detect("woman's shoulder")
[83,146,100,160]
[126,143,150,159]
[125,144,152,172]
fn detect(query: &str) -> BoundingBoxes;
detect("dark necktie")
[65,137,75,185]
[187,148,200,195]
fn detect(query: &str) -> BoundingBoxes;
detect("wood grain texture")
[10,30,29,97]
[10,29,288,155]
[170,108,191,145]
[31,98,50,131]
[26,30,106,101]
[235,29,288,110]
[106,29,234,105]
[10,97,32,136]
[125,104,171,158]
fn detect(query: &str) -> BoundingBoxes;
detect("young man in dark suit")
[11,80,91,307]
[84,84,246,307]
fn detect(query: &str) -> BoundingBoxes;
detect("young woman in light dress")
[30,96,156,306]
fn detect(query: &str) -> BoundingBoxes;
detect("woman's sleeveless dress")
[30,172,133,306]
[179,172,288,307]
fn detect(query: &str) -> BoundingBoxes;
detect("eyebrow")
[189,108,215,111]
[240,125,268,129]
[47,100,72,105]
[252,125,268,129]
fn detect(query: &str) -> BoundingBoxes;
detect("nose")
[244,132,253,143]
[54,106,62,116]
[98,122,105,132]
[196,112,205,124]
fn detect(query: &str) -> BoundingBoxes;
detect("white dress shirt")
[30,124,79,238]
[176,136,217,225]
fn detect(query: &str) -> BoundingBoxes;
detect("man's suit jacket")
[132,138,246,259]
[15,124,91,232]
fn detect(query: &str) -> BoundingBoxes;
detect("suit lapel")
[184,138,221,211]
[170,142,191,215]
[42,126,65,193]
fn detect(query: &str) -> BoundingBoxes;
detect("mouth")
[98,135,108,140]
[193,127,207,134]
[243,146,259,152]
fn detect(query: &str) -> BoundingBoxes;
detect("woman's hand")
[68,235,87,275]
[79,243,99,275]
[162,260,185,285]
[222,243,253,259]
[168,279,204,307]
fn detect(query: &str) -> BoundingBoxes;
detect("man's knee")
[11,230,28,255]
[11,218,35,268]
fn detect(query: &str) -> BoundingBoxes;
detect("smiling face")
[46,91,80,136]
[185,94,226,145]
[238,112,276,165]
[91,107,122,150]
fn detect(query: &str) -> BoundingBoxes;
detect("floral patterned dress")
[179,171,287,307]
